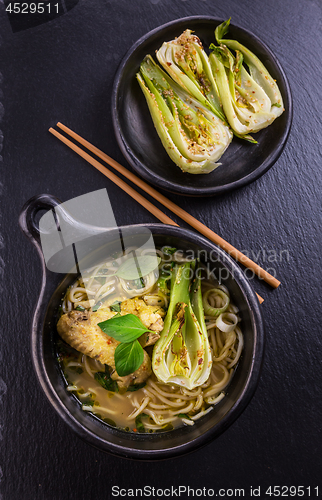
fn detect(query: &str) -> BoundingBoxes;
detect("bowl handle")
[19,193,62,247]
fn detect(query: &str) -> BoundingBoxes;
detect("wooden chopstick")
[49,125,267,304]
[50,129,178,227]
[54,122,279,290]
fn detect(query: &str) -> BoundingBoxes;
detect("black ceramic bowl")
[19,194,265,460]
[112,16,292,196]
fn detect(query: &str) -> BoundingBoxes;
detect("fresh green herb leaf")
[94,367,119,393]
[127,382,146,392]
[81,398,95,407]
[98,314,153,343]
[110,301,121,313]
[135,413,148,433]
[116,255,161,280]
[92,301,102,312]
[75,305,85,311]
[177,413,191,419]
[114,340,144,376]
[162,246,177,255]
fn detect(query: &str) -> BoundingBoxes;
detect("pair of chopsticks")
[49,122,281,304]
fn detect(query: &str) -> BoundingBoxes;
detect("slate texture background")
[0,0,321,499]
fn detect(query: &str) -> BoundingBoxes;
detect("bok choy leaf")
[156,29,225,122]
[136,55,232,174]
[209,19,284,138]
[152,262,212,390]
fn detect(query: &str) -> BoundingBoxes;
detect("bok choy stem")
[137,55,232,174]
[152,262,212,390]
[208,19,284,139]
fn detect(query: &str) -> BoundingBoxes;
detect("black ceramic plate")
[112,16,292,196]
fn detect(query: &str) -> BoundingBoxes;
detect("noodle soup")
[56,246,243,433]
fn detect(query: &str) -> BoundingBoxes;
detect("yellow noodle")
[128,397,150,420]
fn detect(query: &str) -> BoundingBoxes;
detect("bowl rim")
[111,15,293,197]
[28,222,265,460]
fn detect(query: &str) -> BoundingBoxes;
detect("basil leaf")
[116,255,160,280]
[110,301,121,313]
[94,367,119,393]
[127,382,146,392]
[98,314,152,343]
[114,340,144,376]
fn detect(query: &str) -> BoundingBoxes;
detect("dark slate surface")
[0,0,321,498]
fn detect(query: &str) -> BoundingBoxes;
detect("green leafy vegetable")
[98,314,153,343]
[115,340,144,377]
[127,382,146,392]
[162,246,177,255]
[75,305,85,311]
[177,413,192,419]
[81,397,95,407]
[135,413,148,433]
[116,255,160,280]
[157,268,172,296]
[92,301,102,312]
[110,301,121,313]
[208,19,284,139]
[94,365,119,392]
[156,29,225,122]
[98,315,150,378]
[152,262,212,390]
[215,19,284,114]
[137,55,232,174]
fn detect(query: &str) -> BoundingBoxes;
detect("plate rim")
[111,15,293,197]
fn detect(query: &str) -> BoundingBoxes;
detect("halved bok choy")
[156,29,225,122]
[152,261,212,390]
[136,55,232,174]
[209,19,284,137]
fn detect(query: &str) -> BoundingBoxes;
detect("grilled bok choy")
[152,261,212,390]
[156,29,225,122]
[209,19,284,137]
[136,55,232,174]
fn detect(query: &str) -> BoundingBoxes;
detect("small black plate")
[112,16,292,197]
